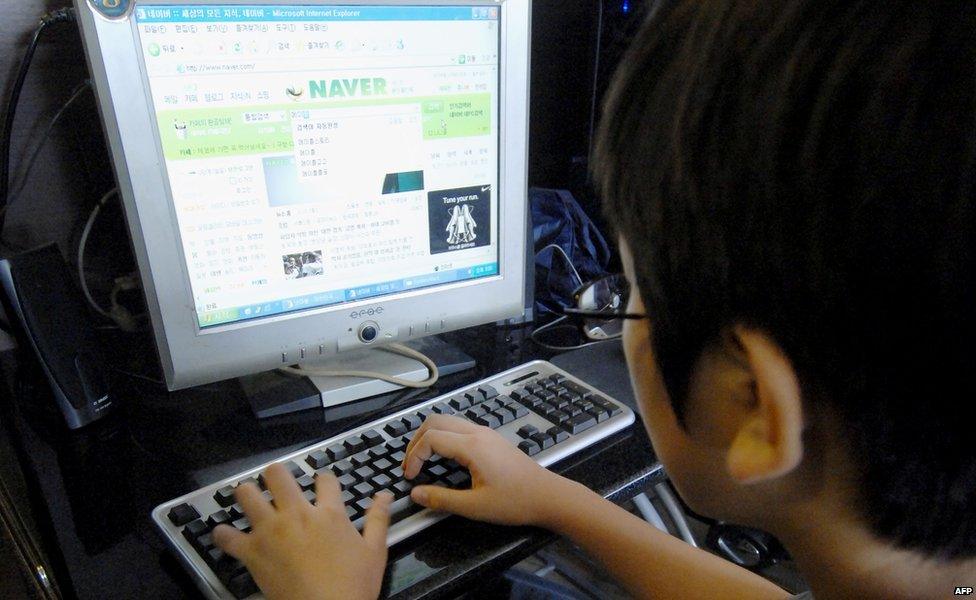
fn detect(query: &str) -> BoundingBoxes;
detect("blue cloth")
[530,188,612,316]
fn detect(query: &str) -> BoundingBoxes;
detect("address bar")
[150,54,490,77]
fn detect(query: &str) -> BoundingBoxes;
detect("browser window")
[134,5,501,328]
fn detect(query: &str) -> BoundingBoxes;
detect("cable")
[529,315,607,352]
[586,0,605,166]
[77,190,143,330]
[536,243,585,288]
[654,481,699,548]
[1,28,45,215]
[5,80,92,211]
[279,343,439,388]
[111,368,166,387]
[632,491,670,534]
[0,7,77,232]
[78,188,118,320]
[108,275,145,332]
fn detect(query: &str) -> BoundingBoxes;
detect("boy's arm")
[403,415,786,600]
[538,475,785,599]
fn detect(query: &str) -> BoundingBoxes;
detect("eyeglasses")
[531,274,647,351]
[563,273,646,340]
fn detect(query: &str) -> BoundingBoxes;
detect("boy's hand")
[402,414,561,526]
[212,463,391,600]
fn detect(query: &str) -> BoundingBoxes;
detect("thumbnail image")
[173,118,188,140]
[382,170,425,194]
[283,250,325,279]
[427,185,492,254]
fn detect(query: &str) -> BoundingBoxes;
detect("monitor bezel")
[74,0,528,390]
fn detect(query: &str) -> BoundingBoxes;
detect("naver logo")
[350,307,384,319]
[309,77,387,99]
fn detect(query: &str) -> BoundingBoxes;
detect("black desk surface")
[0,323,663,600]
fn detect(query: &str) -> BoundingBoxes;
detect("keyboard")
[152,360,635,599]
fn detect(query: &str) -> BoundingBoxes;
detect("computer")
[73,2,635,598]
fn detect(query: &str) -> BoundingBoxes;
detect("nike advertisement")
[427,185,492,254]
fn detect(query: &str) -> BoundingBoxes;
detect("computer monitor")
[74,0,529,393]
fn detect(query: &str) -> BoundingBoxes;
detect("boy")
[212,1,976,597]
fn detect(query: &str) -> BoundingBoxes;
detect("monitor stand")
[240,336,475,419]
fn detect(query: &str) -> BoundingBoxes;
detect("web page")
[135,5,501,328]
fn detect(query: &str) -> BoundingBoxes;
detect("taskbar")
[197,261,499,328]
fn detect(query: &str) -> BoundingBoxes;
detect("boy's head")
[595,0,976,559]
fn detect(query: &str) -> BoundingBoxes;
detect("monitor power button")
[358,322,379,343]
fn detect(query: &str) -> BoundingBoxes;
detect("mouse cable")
[0,7,77,233]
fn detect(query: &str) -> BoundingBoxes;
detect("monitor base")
[241,336,475,419]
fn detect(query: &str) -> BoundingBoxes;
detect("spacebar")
[352,496,421,530]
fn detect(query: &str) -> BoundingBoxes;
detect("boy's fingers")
[405,415,479,457]
[361,492,393,551]
[234,482,274,526]
[411,485,477,517]
[212,524,251,561]
[402,430,472,479]
[262,463,305,511]
[313,471,345,512]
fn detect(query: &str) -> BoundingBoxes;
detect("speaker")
[0,244,113,429]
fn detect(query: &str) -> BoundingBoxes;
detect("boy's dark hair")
[595,1,976,558]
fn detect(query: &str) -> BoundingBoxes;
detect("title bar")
[136,4,500,23]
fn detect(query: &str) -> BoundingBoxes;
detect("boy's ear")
[725,326,805,484]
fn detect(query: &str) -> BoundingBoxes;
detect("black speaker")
[0,244,113,429]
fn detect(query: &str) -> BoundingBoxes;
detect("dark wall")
[529,0,600,196]
[529,0,655,235]
[0,0,115,257]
